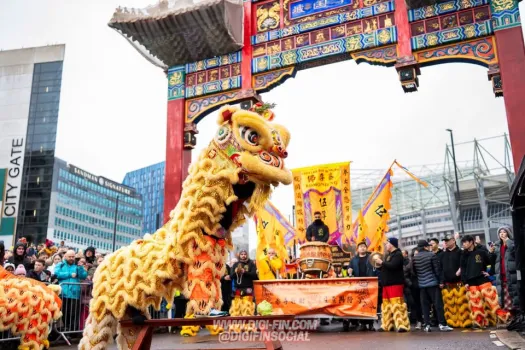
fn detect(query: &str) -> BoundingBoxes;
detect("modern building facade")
[0,45,65,248]
[123,161,165,234]
[48,158,143,253]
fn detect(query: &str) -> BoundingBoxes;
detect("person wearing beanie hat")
[4,262,15,272]
[228,250,258,331]
[387,237,399,249]
[492,226,518,313]
[7,242,32,270]
[374,236,410,332]
[15,264,27,276]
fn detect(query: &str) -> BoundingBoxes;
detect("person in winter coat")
[460,235,508,328]
[26,259,51,282]
[407,248,423,329]
[492,226,518,312]
[84,246,96,265]
[229,250,258,318]
[347,241,376,331]
[306,211,330,243]
[374,237,410,332]
[7,242,32,270]
[54,249,88,331]
[412,240,452,332]
[440,234,470,328]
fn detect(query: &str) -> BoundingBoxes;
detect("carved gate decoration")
[108,0,525,220]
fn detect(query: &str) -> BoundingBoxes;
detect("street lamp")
[446,129,465,235]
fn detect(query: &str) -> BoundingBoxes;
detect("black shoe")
[424,325,431,332]
[342,321,350,332]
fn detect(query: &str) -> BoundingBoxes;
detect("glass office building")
[48,158,143,253]
[0,45,65,248]
[123,161,165,234]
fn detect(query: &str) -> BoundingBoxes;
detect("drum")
[298,242,333,273]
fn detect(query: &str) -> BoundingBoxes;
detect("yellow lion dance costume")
[467,282,509,328]
[78,103,292,349]
[0,242,63,350]
[441,283,471,328]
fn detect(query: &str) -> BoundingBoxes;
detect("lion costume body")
[0,243,63,350]
[78,104,292,350]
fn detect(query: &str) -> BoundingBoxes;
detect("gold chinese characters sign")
[292,162,352,245]
[254,277,378,317]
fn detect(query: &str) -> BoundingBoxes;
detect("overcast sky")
[1,0,523,246]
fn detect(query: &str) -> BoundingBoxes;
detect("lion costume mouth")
[239,151,292,186]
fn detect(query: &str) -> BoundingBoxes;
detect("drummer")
[306,211,330,243]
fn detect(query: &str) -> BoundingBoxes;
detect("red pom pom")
[222,110,233,122]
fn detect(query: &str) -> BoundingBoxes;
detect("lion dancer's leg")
[241,294,256,332]
[114,308,150,350]
[78,311,118,350]
[479,282,510,326]
[455,284,472,328]
[228,291,243,333]
[442,284,457,328]
[467,285,486,328]
[181,236,226,337]
[381,285,409,332]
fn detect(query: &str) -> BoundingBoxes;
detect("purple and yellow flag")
[350,161,428,253]
[352,168,393,252]
[292,162,352,247]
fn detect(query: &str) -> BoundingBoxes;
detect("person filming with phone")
[54,249,88,331]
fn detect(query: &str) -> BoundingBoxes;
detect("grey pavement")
[48,323,506,350]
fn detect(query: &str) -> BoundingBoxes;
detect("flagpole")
[361,160,396,212]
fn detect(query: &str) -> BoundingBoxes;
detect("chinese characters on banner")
[292,162,351,246]
[253,278,378,317]
[352,169,393,253]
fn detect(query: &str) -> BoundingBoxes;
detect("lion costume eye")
[239,126,260,146]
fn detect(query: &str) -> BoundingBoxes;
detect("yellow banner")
[292,162,351,246]
[351,168,393,253]
[255,201,294,279]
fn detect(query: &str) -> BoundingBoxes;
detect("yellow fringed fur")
[79,105,292,349]
[0,267,62,350]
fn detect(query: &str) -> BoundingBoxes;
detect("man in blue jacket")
[412,240,452,332]
[55,249,88,331]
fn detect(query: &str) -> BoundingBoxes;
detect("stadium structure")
[350,134,514,251]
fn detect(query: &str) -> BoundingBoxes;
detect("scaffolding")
[444,133,514,243]
[350,134,514,246]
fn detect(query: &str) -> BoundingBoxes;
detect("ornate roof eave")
[108,0,244,68]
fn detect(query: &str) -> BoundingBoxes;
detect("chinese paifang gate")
[78,103,293,350]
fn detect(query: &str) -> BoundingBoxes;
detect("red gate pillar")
[491,1,525,170]
[394,0,420,92]
[164,66,193,222]
[241,0,253,89]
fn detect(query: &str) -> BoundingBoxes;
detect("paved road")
[50,323,504,349]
